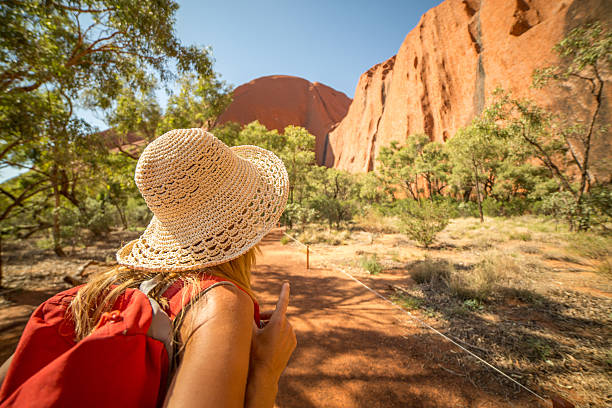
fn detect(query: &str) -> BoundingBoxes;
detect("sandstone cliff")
[325,0,611,173]
[216,75,351,165]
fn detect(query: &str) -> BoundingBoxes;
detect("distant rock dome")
[216,75,352,165]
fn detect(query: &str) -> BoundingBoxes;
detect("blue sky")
[1,0,443,182]
[175,0,443,98]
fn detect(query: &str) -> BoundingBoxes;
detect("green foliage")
[279,126,316,204]
[237,121,285,152]
[399,200,450,248]
[462,298,484,312]
[533,21,611,88]
[212,122,242,147]
[307,167,359,229]
[357,171,387,205]
[392,294,423,310]
[158,72,232,134]
[104,80,162,145]
[377,134,448,200]
[359,254,382,275]
[280,202,315,231]
[0,0,217,262]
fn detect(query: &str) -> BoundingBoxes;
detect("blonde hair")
[70,245,260,342]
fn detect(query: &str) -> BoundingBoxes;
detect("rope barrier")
[281,230,548,403]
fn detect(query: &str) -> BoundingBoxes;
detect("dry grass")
[408,252,525,303]
[354,210,400,234]
[568,233,612,260]
[295,226,351,246]
[596,256,612,277]
[315,213,611,407]
[542,249,584,264]
[449,252,521,302]
[409,258,452,284]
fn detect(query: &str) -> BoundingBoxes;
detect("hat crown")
[135,128,236,222]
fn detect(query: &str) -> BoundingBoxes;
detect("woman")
[0,128,296,407]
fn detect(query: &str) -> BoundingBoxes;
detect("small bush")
[518,245,540,254]
[392,294,423,310]
[410,259,453,284]
[526,338,553,361]
[542,250,583,264]
[462,298,484,311]
[359,254,383,275]
[448,253,517,302]
[399,200,450,248]
[297,228,350,245]
[569,233,611,260]
[126,197,152,227]
[482,197,502,217]
[280,235,290,245]
[355,208,400,234]
[596,256,612,277]
[509,231,532,241]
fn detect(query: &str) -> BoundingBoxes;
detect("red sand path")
[252,230,544,408]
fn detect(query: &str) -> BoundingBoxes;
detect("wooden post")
[306,246,310,270]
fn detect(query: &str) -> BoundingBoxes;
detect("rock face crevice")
[216,75,351,165]
[326,0,611,174]
[470,0,486,117]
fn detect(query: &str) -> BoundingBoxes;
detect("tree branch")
[51,2,117,13]
[0,139,24,162]
[0,161,49,177]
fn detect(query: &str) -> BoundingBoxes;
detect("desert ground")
[1,218,610,407]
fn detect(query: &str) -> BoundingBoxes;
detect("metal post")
[306,246,310,269]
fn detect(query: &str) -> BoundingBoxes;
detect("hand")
[250,282,297,383]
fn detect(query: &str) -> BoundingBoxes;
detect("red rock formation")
[326,0,611,175]
[216,75,351,165]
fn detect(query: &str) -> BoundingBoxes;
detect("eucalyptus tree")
[0,0,215,268]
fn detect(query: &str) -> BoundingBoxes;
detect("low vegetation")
[290,214,611,407]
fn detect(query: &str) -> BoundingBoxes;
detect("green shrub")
[392,294,423,310]
[482,197,502,216]
[280,202,315,230]
[399,200,450,248]
[126,197,152,227]
[526,338,553,361]
[462,298,484,311]
[280,235,290,245]
[359,254,383,275]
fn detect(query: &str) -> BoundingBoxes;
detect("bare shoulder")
[179,283,254,344]
[202,283,254,316]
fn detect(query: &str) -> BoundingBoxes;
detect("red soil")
[252,230,545,407]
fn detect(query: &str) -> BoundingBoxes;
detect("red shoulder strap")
[161,275,261,326]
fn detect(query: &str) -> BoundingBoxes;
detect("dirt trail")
[253,230,543,408]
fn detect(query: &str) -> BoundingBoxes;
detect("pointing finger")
[273,282,290,320]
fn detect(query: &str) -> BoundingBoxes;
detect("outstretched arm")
[163,285,254,408]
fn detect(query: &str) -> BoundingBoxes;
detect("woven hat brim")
[116,145,289,272]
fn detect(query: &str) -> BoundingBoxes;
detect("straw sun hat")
[116,128,289,272]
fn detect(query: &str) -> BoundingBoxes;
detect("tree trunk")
[473,162,484,223]
[0,233,3,288]
[115,204,128,230]
[51,173,66,257]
